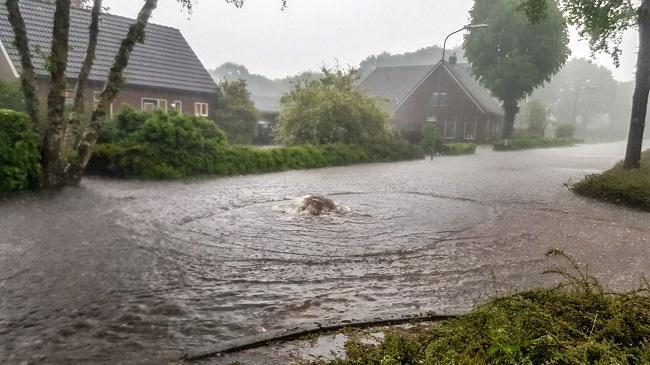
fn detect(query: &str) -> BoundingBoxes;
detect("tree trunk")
[72,0,101,114]
[5,0,41,131]
[502,99,519,139]
[42,0,71,189]
[624,0,650,170]
[68,0,158,184]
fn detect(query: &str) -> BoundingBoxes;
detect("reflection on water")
[1,142,649,364]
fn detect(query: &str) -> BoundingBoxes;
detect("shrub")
[420,121,440,158]
[556,124,576,138]
[275,67,393,146]
[572,149,650,211]
[493,138,576,151]
[214,79,259,145]
[437,143,477,156]
[520,99,549,137]
[0,80,26,113]
[0,109,40,192]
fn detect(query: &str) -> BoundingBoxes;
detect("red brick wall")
[392,66,502,142]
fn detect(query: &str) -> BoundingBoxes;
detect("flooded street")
[1,142,649,364]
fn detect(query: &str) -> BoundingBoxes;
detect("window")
[464,121,477,140]
[65,89,75,106]
[171,100,183,113]
[141,98,167,112]
[444,120,456,139]
[94,92,113,117]
[195,102,209,117]
[432,92,448,107]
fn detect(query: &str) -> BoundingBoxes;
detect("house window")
[464,121,477,140]
[195,102,209,117]
[432,92,448,107]
[141,98,167,112]
[171,100,183,113]
[65,89,75,106]
[444,120,457,139]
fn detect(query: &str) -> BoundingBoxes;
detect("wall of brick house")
[0,43,17,81]
[392,66,502,143]
[31,79,217,119]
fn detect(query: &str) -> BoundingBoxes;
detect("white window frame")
[65,89,75,106]
[195,102,209,117]
[93,91,113,118]
[464,121,478,140]
[444,120,457,139]
[171,100,183,113]
[432,92,448,107]
[141,98,167,112]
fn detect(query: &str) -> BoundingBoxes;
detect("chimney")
[449,53,458,65]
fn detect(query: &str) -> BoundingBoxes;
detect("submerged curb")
[183,312,462,361]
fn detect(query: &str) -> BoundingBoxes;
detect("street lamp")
[572,85,600,126]
[441,24,489,65]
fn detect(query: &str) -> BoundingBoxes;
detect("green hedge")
[0,109,40,192]
[88,140,424,179]
[493,138,577,151]
[572,149,650,211]
[437,143,477,156]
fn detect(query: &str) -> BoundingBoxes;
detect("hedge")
[0,109,40,192]
[493,138,577,151]
[437,143,477,156]
[88,140,424,179]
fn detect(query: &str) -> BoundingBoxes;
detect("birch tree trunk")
[42,0,71,189]
[68,0,158,184]
[4,0,41,132]
[624,0,650,170]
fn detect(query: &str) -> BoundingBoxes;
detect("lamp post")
[441,24,489,65]
[572,85,600,126]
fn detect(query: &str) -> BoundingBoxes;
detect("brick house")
[360,58,504,142]
[0,0,218,118]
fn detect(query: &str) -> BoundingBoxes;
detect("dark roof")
[359,63,503,116]
[0,0,217,94]
[359,65,434,111]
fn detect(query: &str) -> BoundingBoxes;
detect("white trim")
[0,39,19,79]
[141,97,168,112]
[393,65,438,113]
[194,102,208,117]
[444,120,457,139]
[442,64,487,114]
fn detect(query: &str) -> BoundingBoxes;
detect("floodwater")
[1,141,649,364]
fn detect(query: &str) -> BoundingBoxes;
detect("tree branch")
[4,0,41,129]
[73,0,102,114]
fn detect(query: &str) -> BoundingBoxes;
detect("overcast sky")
[102,0,639,82]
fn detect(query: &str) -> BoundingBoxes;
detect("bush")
[0,109,40,192]
[420,121,440,157]
[316,250,650,365]
[437,143,477,156]
[493,138,576,151]
[556,124,576,138]
[275,67,394,146]
[0,80,26,113]
[572,149,650,211]
[89,140,424,179]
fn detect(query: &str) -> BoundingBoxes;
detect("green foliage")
[0,80,26,112]
[419,121,439,157]
[494,138,576,151]
[214,79,260,145]
[520,99,549,137]
[316,250,650,365]
[0,109,40,192]
[89,140,424,179]
[275,67,394,146]
[556,124,577,138]
[437,143,478,156]
[464,0,570,137]
[572,149,650,211]
[522,0,638,66]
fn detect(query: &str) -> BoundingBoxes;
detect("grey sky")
[103,0,638,82]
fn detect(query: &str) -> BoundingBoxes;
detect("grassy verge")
[87,141,424,179]
[493,138,578,151]
[314,250,650,365]
[572,149,650,211]
[437,143,477,156]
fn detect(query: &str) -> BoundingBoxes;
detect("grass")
[572,149,650,211]
[437,143,477,156]
[493,138,577,151]
[312,250,650,365]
